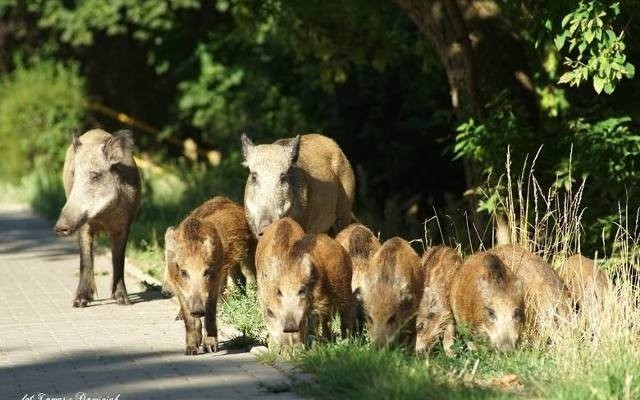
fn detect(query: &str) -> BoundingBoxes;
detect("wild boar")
[241,133,355,237]
[359,237,424,347]
[489,244,571,333]
[259,233,353,347]
[449,252,525,351]
[54,129,141,307]
[560,254,611,311]
[415,246,462,355]
[335,223,381,332]
[164,196,255,355]
[255,217,305,278]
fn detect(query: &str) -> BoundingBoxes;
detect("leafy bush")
[0,60,85,182]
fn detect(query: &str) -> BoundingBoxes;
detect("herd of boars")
[54,129,612,356]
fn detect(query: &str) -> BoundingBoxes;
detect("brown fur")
[335,223,381,291]
[54,129,141,307]
[242,133,356,236]
[450,252,525,351]
[489,244,571,332]
[560,254,611,310]
[164,196,255,355]
[259,232,354,347]
[255,217,305,277]
[415,246,461,355]
[360,237,423,347]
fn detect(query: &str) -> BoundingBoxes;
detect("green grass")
[219,282,268,345]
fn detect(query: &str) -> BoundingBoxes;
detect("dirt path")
[0,205,298,400]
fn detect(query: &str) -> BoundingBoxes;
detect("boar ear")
[202,237,214,259]
[241,133,254,166]
[353,287,363,302]
[300,254,317,283]
[71,128,81,150]
[104,129,134,166]
[288,134,301,165]
[164,227,177,264]
[514,279,524,294]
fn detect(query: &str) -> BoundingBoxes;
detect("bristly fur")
[485,253,508,283]
[348,226,376,260]
[290,234,318,261]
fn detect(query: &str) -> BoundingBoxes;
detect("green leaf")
[593,75,605,94]
[584,29,594,44]
[623,63,635,78]
[558,72,574,85]
[554,34,566,50]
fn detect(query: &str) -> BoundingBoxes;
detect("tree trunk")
[395,0,538,244]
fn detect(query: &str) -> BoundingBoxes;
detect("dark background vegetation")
[1,0,638,257]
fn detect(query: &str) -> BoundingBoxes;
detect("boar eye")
[387,315,396,326]
[266,308,275,318]
[249,172,257,183]
[298,286,306,296]
[280,173,288,183]
[416,322,424,331]
[426,312,436,320]
[513,308,524,321]
[180,269,189,280]
[486,307,496,321]
[203,269,215,278]
[89,171,103,182]
[276,288,282,297]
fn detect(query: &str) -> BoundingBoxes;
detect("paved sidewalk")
[0,205,299,400]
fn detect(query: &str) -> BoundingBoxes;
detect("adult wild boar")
[54,129,140,307]
[449,252,525,351]
[415,246,461,355]
[360,237,424,347]
[164,197,256,355]
[241,133,355,237]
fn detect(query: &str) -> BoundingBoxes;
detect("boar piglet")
[360,237,424,348]
[450,252,525,352]
[335,223,381,333]
[241,133,355,237]
[489,245,571,334]
[54,129,140,307]
[415,246,462,355]
[164,196,255,355]
[259,233,354,347]
[560,254,611,312]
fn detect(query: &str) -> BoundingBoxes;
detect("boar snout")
[54,207,87,237]
[53,222,73,237]
[189,297,206,317]
[495,336,517,352]
[283,316,300,333]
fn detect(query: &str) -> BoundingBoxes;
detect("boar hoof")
[202,336,218,353]
[112,292,132,305]
[174,310,184,321]
[72,297,90,308]
[184,345,199,356]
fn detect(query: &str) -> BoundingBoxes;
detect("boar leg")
[443,322,456,357]
[73,225,97,308]
[340,303,355,339]
[180,301,203,355]
[321,317,334,341]
[110,228,131,305]
[203,295,218,353]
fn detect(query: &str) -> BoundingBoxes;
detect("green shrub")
[0,60,86,182]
